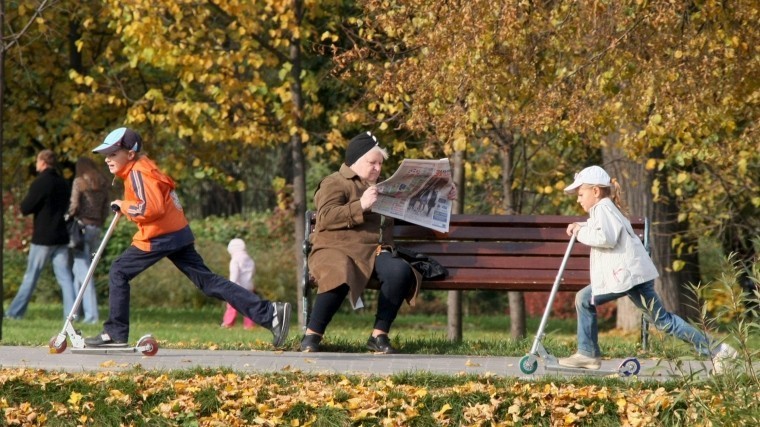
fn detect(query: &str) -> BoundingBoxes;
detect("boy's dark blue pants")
[103,244,274,342]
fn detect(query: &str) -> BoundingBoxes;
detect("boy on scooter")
[85,127,290,349]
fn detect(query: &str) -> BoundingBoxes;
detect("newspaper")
[372,158,453,233]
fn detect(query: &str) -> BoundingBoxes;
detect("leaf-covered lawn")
[2,367,757,426]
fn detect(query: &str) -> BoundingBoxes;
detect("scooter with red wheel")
[48,205,159,356]
[519,233,640,376]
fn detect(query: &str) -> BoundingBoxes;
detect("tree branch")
[1,0,57,52]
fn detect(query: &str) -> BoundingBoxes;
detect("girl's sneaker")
[712,343,738,375]
[557,353,601,370]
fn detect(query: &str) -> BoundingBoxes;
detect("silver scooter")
[49,206,158,356]
[519,234,640,376]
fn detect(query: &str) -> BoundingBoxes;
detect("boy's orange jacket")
[116,155,194,252]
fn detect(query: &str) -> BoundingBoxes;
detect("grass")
[2,303,744,362]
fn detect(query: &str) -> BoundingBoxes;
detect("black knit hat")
[345,131,379,166]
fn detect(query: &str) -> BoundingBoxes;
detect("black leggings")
[307,251,415,335]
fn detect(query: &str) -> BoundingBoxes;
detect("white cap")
[563,166,611,194]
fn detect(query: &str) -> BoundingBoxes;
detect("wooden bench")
[301,211,650,340]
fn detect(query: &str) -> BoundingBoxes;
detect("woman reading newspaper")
[302,131,456,354]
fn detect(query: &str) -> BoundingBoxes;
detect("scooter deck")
[51,333,159,356]
[544,363,628,377]
[71,346,145,355]
[68,336,159,356]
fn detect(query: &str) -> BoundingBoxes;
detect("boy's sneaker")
[712,343,738,375]
[557,353,602,370]
[300,334,322,352]
[366,334,396,354]
[84,332,128,348]
[265,302,291,348]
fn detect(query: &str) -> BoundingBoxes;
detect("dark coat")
[308,164,421,307]
[20,168,71,246]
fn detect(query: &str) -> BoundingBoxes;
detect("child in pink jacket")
[221,238,256,329]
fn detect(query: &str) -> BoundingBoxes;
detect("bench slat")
[394,226,578,242]
[394,225,646,242]
[398,282,587,292]
[429,254,590,271]
[396,214,646,227]
[394,241,591,256]
[366,267,589,292]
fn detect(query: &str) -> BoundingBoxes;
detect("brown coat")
[68,175,110,227]
[308,164,421,307]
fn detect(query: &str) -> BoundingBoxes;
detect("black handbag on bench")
[393,246,448,280]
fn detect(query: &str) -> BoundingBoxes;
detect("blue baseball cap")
[93,127,142,155]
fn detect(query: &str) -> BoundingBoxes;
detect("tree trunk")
[651,170,701,319]
[1,0,6,338]
[289,0,308,327]
[499,138,526,339]
[447,149,465,341]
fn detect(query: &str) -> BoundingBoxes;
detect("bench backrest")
[304,211,649,292]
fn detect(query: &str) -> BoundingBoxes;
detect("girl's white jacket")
[576,198,659,296]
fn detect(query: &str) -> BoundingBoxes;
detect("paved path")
[0,345,713,380]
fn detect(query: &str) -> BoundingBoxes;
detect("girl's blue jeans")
[575,280,713,358]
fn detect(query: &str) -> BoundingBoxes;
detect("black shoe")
[367,334,396,354]
[84,332,128,348]
[265,302,291,348]
[300,334,322,352]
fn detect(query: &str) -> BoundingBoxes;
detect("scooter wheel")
[138,336,159,356]
[48,336,67,354]
[519,355,538,374]
[618,357,641,376]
